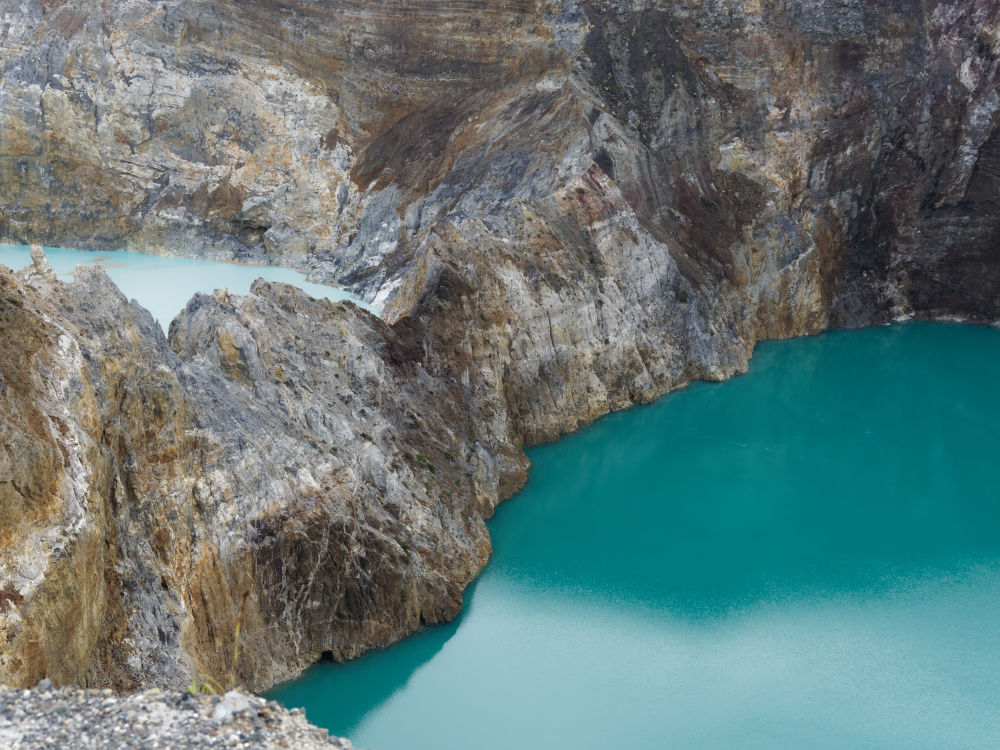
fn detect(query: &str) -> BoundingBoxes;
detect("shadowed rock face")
[0,0,998,692]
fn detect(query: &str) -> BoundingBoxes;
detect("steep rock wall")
[0,0,997,692]
[0,263,524,691]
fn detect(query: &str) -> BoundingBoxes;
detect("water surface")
[271,322,1000,749]
[0,244,374,331]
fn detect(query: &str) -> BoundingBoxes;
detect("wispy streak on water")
[270,322,1000,750]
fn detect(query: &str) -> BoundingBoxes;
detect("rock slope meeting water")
[2,0,1000,720]
[0,245,377,331]
[0,259,520,693]
[271,322,1000,750]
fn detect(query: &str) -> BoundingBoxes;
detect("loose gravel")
[0,683,354,749]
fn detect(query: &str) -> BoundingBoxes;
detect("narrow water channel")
[270,322,1000,750]
[0,244,375,330]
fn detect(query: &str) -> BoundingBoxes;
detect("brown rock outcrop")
[0,264,522,691]
[0,0,998,694]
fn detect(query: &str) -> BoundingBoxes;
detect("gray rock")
[0,0,998,703]
[0,686,351,749]
[211,691,252,723]
[28,245,56,282]
[0,265,513,693]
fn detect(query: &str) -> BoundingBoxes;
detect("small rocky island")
[1,0,998,746]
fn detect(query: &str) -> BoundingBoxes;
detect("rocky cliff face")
[0,261,524,691]
[0,0,998,692]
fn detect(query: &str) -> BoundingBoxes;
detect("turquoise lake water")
[0,244,374,331]
[269,322,1000,749]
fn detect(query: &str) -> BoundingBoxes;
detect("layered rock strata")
[0,0,998,694]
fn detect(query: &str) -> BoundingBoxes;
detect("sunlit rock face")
[0,0,998,692]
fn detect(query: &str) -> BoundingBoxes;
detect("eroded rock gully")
[0,0,998,692]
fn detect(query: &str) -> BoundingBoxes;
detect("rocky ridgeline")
[0,683,353,749]
[0,0,998,706]
[0,258,524,693]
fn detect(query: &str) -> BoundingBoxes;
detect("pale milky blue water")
[0,244,375,332]
[270,322,1000,750]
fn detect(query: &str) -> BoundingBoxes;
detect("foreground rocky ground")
[0,0,998,701]
[0,684,352,749]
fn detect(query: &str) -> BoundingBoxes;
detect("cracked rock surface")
[0,263,522,692]
[0,0,998,699]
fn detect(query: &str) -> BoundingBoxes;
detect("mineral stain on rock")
[0,262,517,692]
[0,0,998,696]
